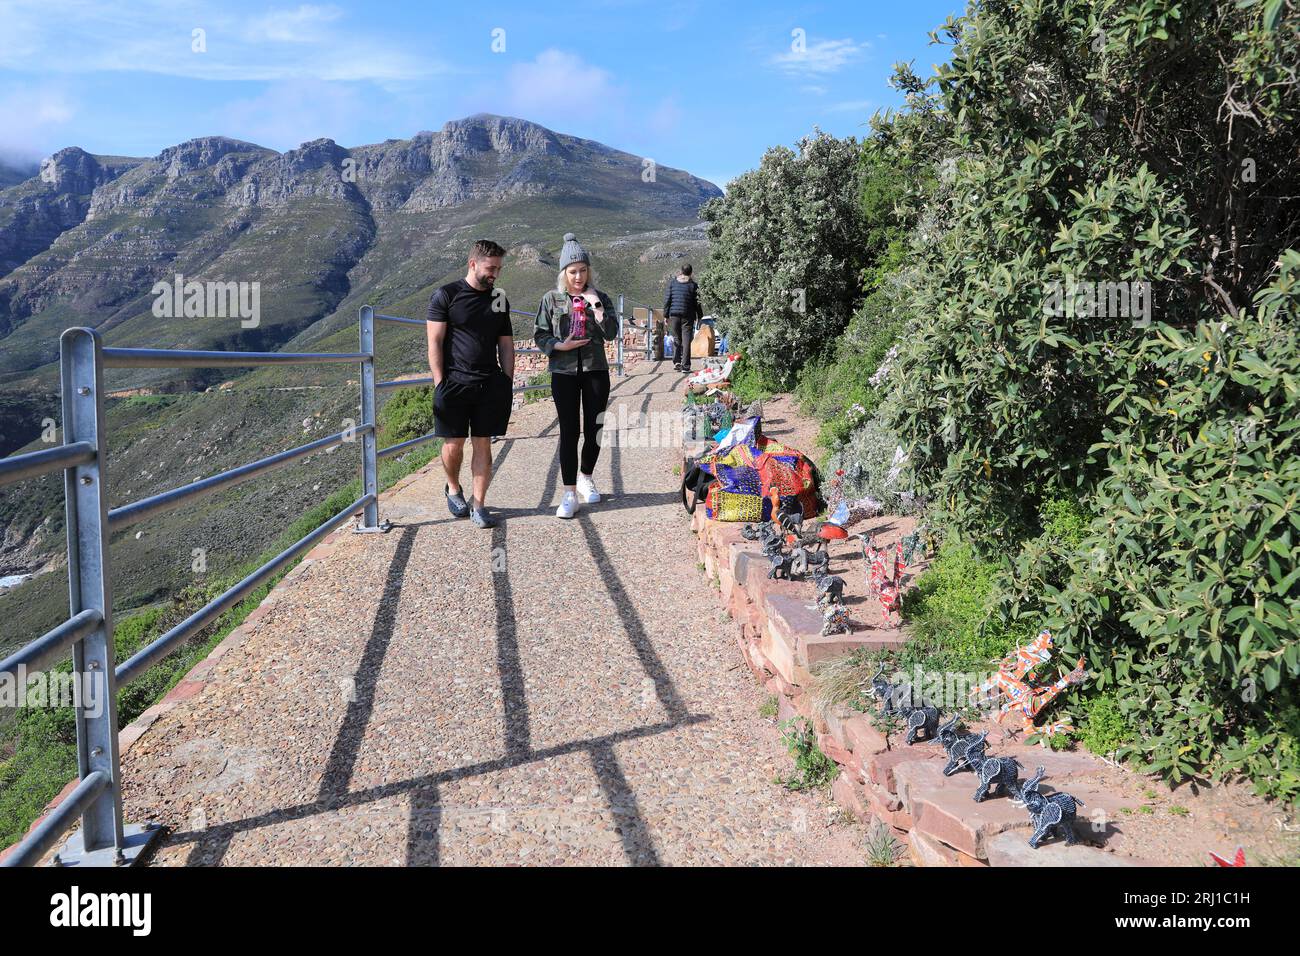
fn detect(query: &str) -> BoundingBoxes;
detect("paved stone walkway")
[118,363,869,866]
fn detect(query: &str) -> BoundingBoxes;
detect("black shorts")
[432,372,513,438]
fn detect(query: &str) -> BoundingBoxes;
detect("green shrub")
[379,386,435,444]
[701,132,870,387]
[863,821,906,866]
[522,371,550,405]
[1041,272,1300,796]
[899,540,1033,673]
[797,299,903,453]
[1079,694,1133,757]
[774,717,839,791]
[875,0,1300,800]
[729,359,782,405]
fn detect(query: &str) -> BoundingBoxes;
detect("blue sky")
[0,0,965,188]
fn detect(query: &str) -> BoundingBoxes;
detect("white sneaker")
[556,490,580,519]
[576,473,601,504]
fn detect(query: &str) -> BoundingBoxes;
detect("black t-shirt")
[426,279,512,383]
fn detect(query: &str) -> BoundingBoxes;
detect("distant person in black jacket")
[663,263,704,372]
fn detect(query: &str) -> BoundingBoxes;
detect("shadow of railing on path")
[178,374,700,865]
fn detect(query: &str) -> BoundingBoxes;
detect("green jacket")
[533,288,620,375]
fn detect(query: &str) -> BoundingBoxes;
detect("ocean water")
[0,573,31,589]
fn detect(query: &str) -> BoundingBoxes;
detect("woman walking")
[534,233,620,518]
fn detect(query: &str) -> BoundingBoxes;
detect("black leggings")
[551,369,611,486]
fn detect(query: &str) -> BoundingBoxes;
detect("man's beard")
[477,273,495,288]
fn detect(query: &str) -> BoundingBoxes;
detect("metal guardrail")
[0,292,654,867]
[622,297,659,361]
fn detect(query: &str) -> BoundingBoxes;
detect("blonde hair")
[556,264,599,294]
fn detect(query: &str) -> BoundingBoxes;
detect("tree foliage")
[867,0,1300,797]
[700,132,871,388]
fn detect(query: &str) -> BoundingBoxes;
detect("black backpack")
[680,456,716,515]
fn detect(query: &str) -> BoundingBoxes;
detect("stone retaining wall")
[691,508,1151,867]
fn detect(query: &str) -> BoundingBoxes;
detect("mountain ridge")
[0,113,719,389]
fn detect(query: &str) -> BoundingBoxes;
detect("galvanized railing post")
[616,293,625,378]
[57,327,157,866]
[2,329,387,866]
[355,305,389,533]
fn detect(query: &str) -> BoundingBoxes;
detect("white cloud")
[769,37,870,77]
[800,85,829,96]
[0,0,449,82]
[501,49,622,120]
[212,79,367,151]
[826,99,874,113]
[0,84,77,162]
[245,4,344,43]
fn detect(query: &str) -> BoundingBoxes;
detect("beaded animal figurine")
[861,537,905,625]
[820,603,851,636]
[971,752,1022,802]
[1017,766,1085,848]
[942,730,988,777]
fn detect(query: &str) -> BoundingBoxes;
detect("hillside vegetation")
[703,0,1300,801]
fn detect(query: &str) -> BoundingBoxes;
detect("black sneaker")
[445,484,470,518]
[469,499,497,529]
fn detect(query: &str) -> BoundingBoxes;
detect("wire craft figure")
[971,629,1086,738]
[1016,766,1086,848]
[854,535,905,626]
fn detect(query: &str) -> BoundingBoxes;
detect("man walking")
[663,263,704,372]
[427,239,515,528]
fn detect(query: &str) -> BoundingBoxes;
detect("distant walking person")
[534,233,620,519]
[663,262,704,372]
[427,239,516,528]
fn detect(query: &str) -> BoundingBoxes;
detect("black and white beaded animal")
[902,702,942,745]
[813,573,845,607]
[883,681,917,717]
[768,550,796,580]
[868,662,893,709]
[942,730,988,777]
[761,531,785,558]
[802,546,830,573]
[1017,766,1086,848]
[971,752,1022,802]
[934,716,964,752]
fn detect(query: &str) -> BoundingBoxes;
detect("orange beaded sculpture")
[971,629,1086,738]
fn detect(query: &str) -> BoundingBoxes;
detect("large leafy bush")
[869,0,1300,798]
[700,132,870,387]
[1035,259,1300,790]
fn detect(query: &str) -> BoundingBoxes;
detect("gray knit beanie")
[558,232,590,270]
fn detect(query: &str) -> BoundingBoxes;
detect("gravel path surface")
[120,362,870,866]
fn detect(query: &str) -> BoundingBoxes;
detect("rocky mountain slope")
[0,115,716,388]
